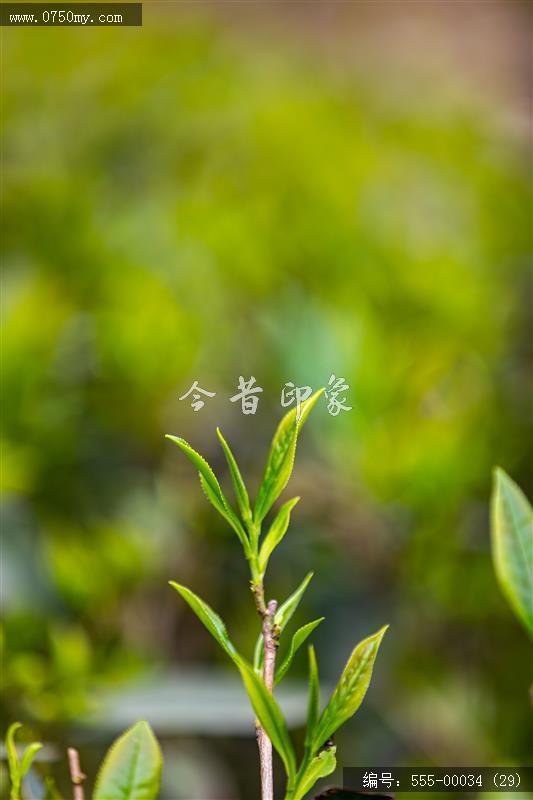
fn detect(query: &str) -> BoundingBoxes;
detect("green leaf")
[254,573,314,671]
[491,467,533,635]
[275,572,314,632]
[166,435,249,553]
[312,625,388,751]
[169,582,239,663]
[217,428,251,523]
[237,660,296,781]
[93,721,162,800]
[293,746,337,800]
[258,497,300,575]
[275,619,324,685]
[305,646,320,752]
[254,389,323,524]
[19,742,43,779]
[6,722,22,800]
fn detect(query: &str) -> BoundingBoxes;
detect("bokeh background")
[2,1,532,798]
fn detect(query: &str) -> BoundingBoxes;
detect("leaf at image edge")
[491,467,533,635]
[93,720,162,800]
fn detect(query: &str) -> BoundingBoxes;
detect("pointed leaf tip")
[93,720,162,800]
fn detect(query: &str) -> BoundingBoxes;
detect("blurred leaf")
[491,468,533,634]
[5,723,42,800]
[217,427,251,523]
[93,720,162,800]
[19,743,43,779]
[254,389,323,524]
[305,646,320,752]
[169,582,239,663]
[166,435,249,552]
[275,618,324,685]
[6,722,22,800]
[293,746,337,800]
[258,497,300,576]
[237,660,296,781]
[311,626,388,751]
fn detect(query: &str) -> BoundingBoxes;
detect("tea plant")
[167,390,388,800]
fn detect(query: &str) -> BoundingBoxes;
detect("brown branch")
[67,748,86,800]
[256,598,278,800]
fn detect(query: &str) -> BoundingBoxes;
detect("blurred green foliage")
[2,7,531,797]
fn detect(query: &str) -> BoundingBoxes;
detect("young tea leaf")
[258,497,300,575]
[19,742,43,779]
[166,435,250,553]
[217,428,252,523]
[293,746,337,800]
[275,618,324,685]
[305,646,320,752]
[254,389,323,524]
[237,660,296,781]
[6,722,22,800]
[491,467,533,635]
[311,625,388,752]
[169,581,239,663]
[254,572,314,671]
[275,572,314,632]
[93,721,162,800]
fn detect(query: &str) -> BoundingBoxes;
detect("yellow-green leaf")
[491,467,533,635]
[254,389,323,524]
[169,581,239,663]
[166,434,249,552]
[305,645,320,752]
[237,660,296,781]
[312,625,388,751]
[293,746,337,800]
[275,619,324,684]
[254,573,314,671]
[93,721,162,800]
[258,497,300,575]
[217,428,251,523]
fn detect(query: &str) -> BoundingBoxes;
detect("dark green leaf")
[312,626,388,751]
[166,434,249,552]
[293,746,337,800]
[93,721,162,800]
[258,497,300,575]
[254,389,323,524]
[237,660,296,781]
[217,427,252,523]
[169,581,239,663]
[491,467,533,634]
[275,619,324,684]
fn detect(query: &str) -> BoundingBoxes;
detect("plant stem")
[256,596,278,800]
[67,748,86,800]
